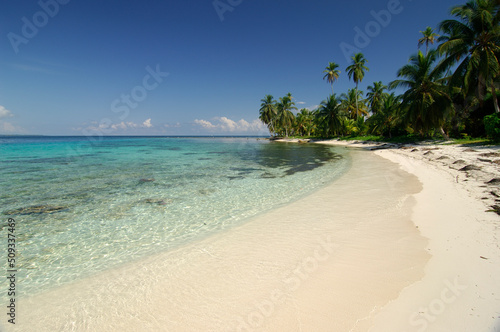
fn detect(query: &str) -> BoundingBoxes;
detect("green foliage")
[258,0,500,142]
[484,113,500,140]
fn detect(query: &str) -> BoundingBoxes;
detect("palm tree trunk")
[492,82,500,113]
[355,82,359,120]
[331,83,334,96]
[439,126,449,140]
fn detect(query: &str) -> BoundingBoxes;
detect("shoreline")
[6,147,429,331]
[316,139,500,331]
[4,138,499,331]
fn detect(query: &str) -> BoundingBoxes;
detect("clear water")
[0,136,350,300]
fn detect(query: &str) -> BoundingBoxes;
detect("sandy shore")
[5,140,500,331]
[317,139,500,331]
[6,147,429,332]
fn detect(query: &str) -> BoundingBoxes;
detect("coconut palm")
[346,53,369,120]
[323,62,341,95]
[259,95,277,136]
[366,81,388,115]
[341,89,368,119]
[389,50,452,137]
[275,93,297,137]
[296,108,314,136]
[368,93,402,137]
[438,0,500,113]
[317,94,343,137]
[418,27,440,55]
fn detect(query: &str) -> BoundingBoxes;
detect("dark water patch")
[142,198,171,206]
[3,205,68,216]
[198,158,212,161]
[138,178,155,183]
[239,142,342,176]
[285,163,324,175]
[1,157,76,164]
[227,176,244,180]
[198,188,216,195]
[230,167,260,173]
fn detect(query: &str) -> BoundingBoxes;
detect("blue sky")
[1,0,460,136]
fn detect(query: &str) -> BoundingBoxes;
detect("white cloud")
[81,118,154,133]
[2,122,16,132]
[307,105,320,111]
[0,106,25,134]
[0,106,13,119]
[164,122,181,128]
[194,119,215,129]
[194,116,266,134]
[0,122,25,134]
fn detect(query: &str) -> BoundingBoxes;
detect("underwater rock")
[139,178,155,183]
[4,205,67,215]
[143,198,170,205]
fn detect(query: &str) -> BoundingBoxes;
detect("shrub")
[483,113,500,141]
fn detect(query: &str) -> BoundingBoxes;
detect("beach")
[4,145,423,331]
[4,140,500,331]
[318,140,500,331]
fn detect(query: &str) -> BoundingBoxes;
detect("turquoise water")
[0,136,350,300]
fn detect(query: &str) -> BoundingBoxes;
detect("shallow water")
[3,147,428,332]
[0,136,350,300]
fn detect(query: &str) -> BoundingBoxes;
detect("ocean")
[0,136,350,302]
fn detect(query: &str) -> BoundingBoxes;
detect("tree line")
[259,0,500,140]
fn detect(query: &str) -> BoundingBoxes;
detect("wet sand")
[6,149,429,331]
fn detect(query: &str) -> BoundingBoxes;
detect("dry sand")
[318,139,500,331]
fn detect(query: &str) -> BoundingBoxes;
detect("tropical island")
[2,1,500,331]
[259,0,500,142]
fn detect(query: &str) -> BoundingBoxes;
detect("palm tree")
[275,93,297,137]
[389,50,452,137]
[346,53,369,120]
[296,108,314,136]
[259,95,277,136]
[323,62,341,95]
[368,93,402,138]
[366,81,388,115]
[438,0,500,113]
[418,27,440,55]
[341,88,368,119]
[318,95,343,137]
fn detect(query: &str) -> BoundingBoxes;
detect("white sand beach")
[318,140,500,331]
[6,141,500,331]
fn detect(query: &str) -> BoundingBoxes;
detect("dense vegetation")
[259,0,500,141]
